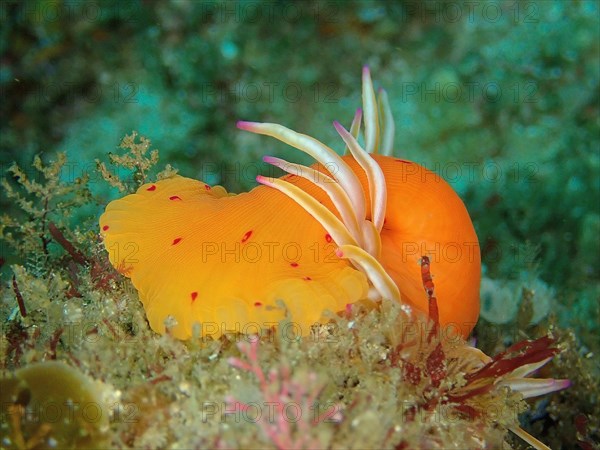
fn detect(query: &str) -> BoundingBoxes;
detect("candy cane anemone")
[99,67,481,340]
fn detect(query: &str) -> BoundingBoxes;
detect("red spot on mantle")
[254,302,262,307]
[191,292,198,302]
[204,184,211,190]
[169,195,181,201]
[241,230,253,243]
[290,262,299,268]
[303,276,312,281]
[102,225,109,231]
[172,237,182,245]
[147,185,157,191]
[325,234,332,243]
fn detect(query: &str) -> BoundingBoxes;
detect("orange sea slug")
[99,67,481,340]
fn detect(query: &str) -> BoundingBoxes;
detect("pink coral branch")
[227,337,341,450]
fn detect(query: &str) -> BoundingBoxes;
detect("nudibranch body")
[100,176,369,339]
[99,67,480,340]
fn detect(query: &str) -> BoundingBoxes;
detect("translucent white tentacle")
[360,220,382,260]
[377,88,395,156]
[238,121,366,222]
[262,155,363,243]
[345,108,363,155]
[362,66,379,154]
[256,175,359,248]
[501,378,571,399]
[350,108,363,140]
[334,121,387,233]
[336,245,400,302]
[508,426,551,450]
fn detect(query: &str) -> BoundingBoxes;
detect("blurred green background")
[1,1,599,336]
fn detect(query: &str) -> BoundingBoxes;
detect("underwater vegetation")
[1,66,597,449]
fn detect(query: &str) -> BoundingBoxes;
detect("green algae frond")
[1,361,110,449]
